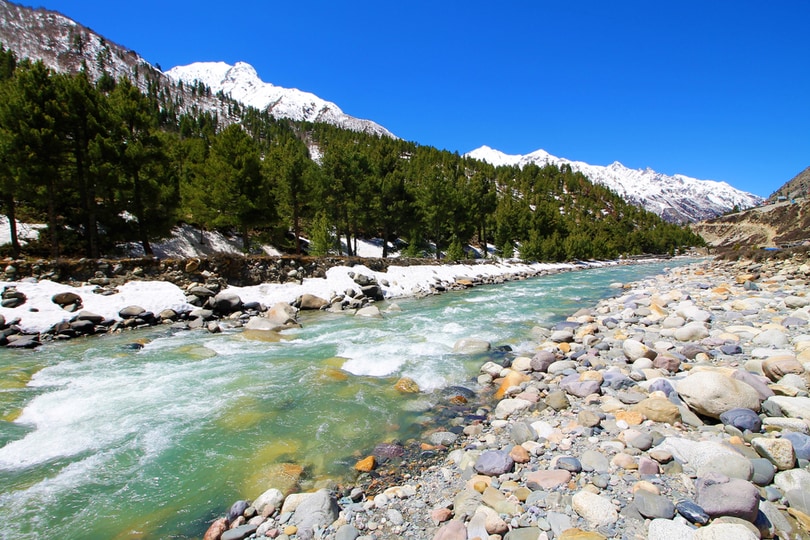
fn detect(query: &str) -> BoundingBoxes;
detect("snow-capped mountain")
[166,62,394,138]
[0,1,393,138]
[467,146,763,223]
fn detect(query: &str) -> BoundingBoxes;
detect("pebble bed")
[205,254,810,540]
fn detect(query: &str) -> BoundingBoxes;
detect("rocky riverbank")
[204,253,810,540]
[0,255,633,347]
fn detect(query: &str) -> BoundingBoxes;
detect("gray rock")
[719,408,762,432]
[428,431,458,446]
[782,431,810,460]
[289,489,340,538]
[118,305,145,319]
[474,450,514,476]
[530,350,556,372]
[749,458,776,486]
[212,291,242,314]
[580,450,610,473]
[694,473,760,522]
[510,421,537,445]
[692,522,759,540]
[560,374,601,397]
[634,489,675,519]
[221,524,258,540]
[335,524,361,540]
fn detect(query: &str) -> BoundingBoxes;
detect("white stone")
[571,490,618,527]
[648,517,696,540]
[494,398,532,419]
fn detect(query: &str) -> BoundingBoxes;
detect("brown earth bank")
[691,199,810,249]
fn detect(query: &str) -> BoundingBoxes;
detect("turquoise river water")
[0,260,687,539]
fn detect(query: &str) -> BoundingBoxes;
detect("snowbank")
[0,260,592,334]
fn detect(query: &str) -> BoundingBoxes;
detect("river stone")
[203,518,229,540]
[335,524,360,540]
[474,450,514,476]
[675,322,710,341]
[525,469,571,490]
[581,450,610,473]
[676,371,761,418]
[432,519,466,540]
[752,437,795,470]
[632,396,682,424]
[655,437,753,479]
[750,458,776,486]
[212,291,242,314]
[785,295,810,308]
[355,305,382,318]
[648,517,697,540]
[296,293,328,311]
[753,329,789,348]
[560,374,601,397]
[623,339,656,361]
[634,489,675,519]
[676,499,710,524]
[453,338,491,353]
[221,524,258,540]
[503,528,544,540]
[289,489,340,538]
[52,291,81,307]
[692,522,759,540]
[557,530,607,540]
[571,491,618,527]
[719,408,762,432]
[531,350,556,372]
[764,396,810,420]
[694,473,760,522]
[762,355,804,381]
[545,390,570,410]
[511,421,537,445]
[265,303,298,326]
[118,305,145,319]
[773,468,810,493]
[428,431,458,446]
[731,370,774,400]
[253,488,283,514]
[782,432,810,460]
[494,398,532,419]
[555,456,582,473]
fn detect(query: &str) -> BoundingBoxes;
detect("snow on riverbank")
[0,259,616,335]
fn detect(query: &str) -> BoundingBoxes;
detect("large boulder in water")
[264,303,298,327]
[212,291,242,315]
[453,338,491,354]
[299,294,329,310]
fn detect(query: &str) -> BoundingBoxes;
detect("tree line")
[0,45,703,262]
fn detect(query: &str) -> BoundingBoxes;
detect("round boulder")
[676,371,761,419]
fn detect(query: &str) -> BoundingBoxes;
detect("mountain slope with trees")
[0,0,704,263]
[0,46,702,262]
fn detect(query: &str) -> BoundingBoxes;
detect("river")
[0,260,687,538]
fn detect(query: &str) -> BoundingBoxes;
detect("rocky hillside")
[768,165,810,204]
[690,199,810,248]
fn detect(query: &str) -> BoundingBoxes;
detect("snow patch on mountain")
[467,146,763,223]
[166,61,395,138]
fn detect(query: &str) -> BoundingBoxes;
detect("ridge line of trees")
[0,45,704,262]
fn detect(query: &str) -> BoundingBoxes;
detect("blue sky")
[24,1,810,197]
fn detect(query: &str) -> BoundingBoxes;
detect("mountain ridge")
[467,145,763,223]
[165,61,394,138]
